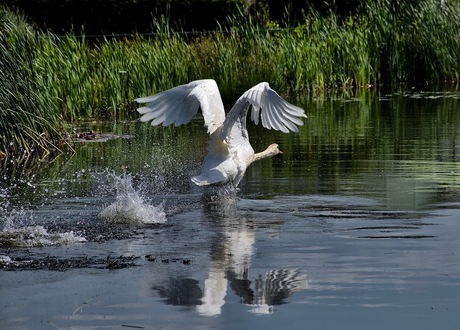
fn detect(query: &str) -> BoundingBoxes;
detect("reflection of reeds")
[2,1,460,154]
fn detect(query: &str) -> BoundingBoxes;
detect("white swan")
[135,79,306,189]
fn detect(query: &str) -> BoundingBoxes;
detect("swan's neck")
[252,147,277,163]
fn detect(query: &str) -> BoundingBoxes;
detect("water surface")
[1,89,460,329]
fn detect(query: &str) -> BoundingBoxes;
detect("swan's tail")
[191,164,232,186]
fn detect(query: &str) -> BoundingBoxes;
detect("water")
[1,89,460,329]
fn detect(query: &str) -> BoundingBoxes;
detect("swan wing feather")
[259,85,307,131]
[220,82,306,141]
[135,79,225,134]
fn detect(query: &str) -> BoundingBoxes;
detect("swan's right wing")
[135,79,225,135]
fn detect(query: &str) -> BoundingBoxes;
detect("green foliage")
[32,27,192,122]
[0,8,64,157]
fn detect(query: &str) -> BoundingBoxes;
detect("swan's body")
[135,79,306,190]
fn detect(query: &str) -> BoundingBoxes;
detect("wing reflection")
[249,269,308,314]
[151,198,308,316]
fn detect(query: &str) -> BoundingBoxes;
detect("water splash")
[0,224,86,248]
[98,172,167,224]
[0,187,86,248]
[0,208,86,248]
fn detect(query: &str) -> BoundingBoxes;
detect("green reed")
[0,8,64,157]
[2,1,460,155]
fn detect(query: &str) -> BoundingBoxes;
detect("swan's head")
[253,144,283,162]
[266,143,283,156]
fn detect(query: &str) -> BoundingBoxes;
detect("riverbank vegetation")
[0,9,64,158]
[1,0,460,156]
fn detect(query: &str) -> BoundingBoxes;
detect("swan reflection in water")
[138,80,308,313]
[153,198,308,315]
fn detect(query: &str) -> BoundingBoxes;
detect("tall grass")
[2,1,460,155]
[0,8,63,157]
[33,23,192,122]
[364,0,460,83]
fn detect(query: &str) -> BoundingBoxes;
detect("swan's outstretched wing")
[135,79,225,135]
[220,82,306,143]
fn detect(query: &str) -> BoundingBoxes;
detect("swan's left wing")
[220,82,306,142]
